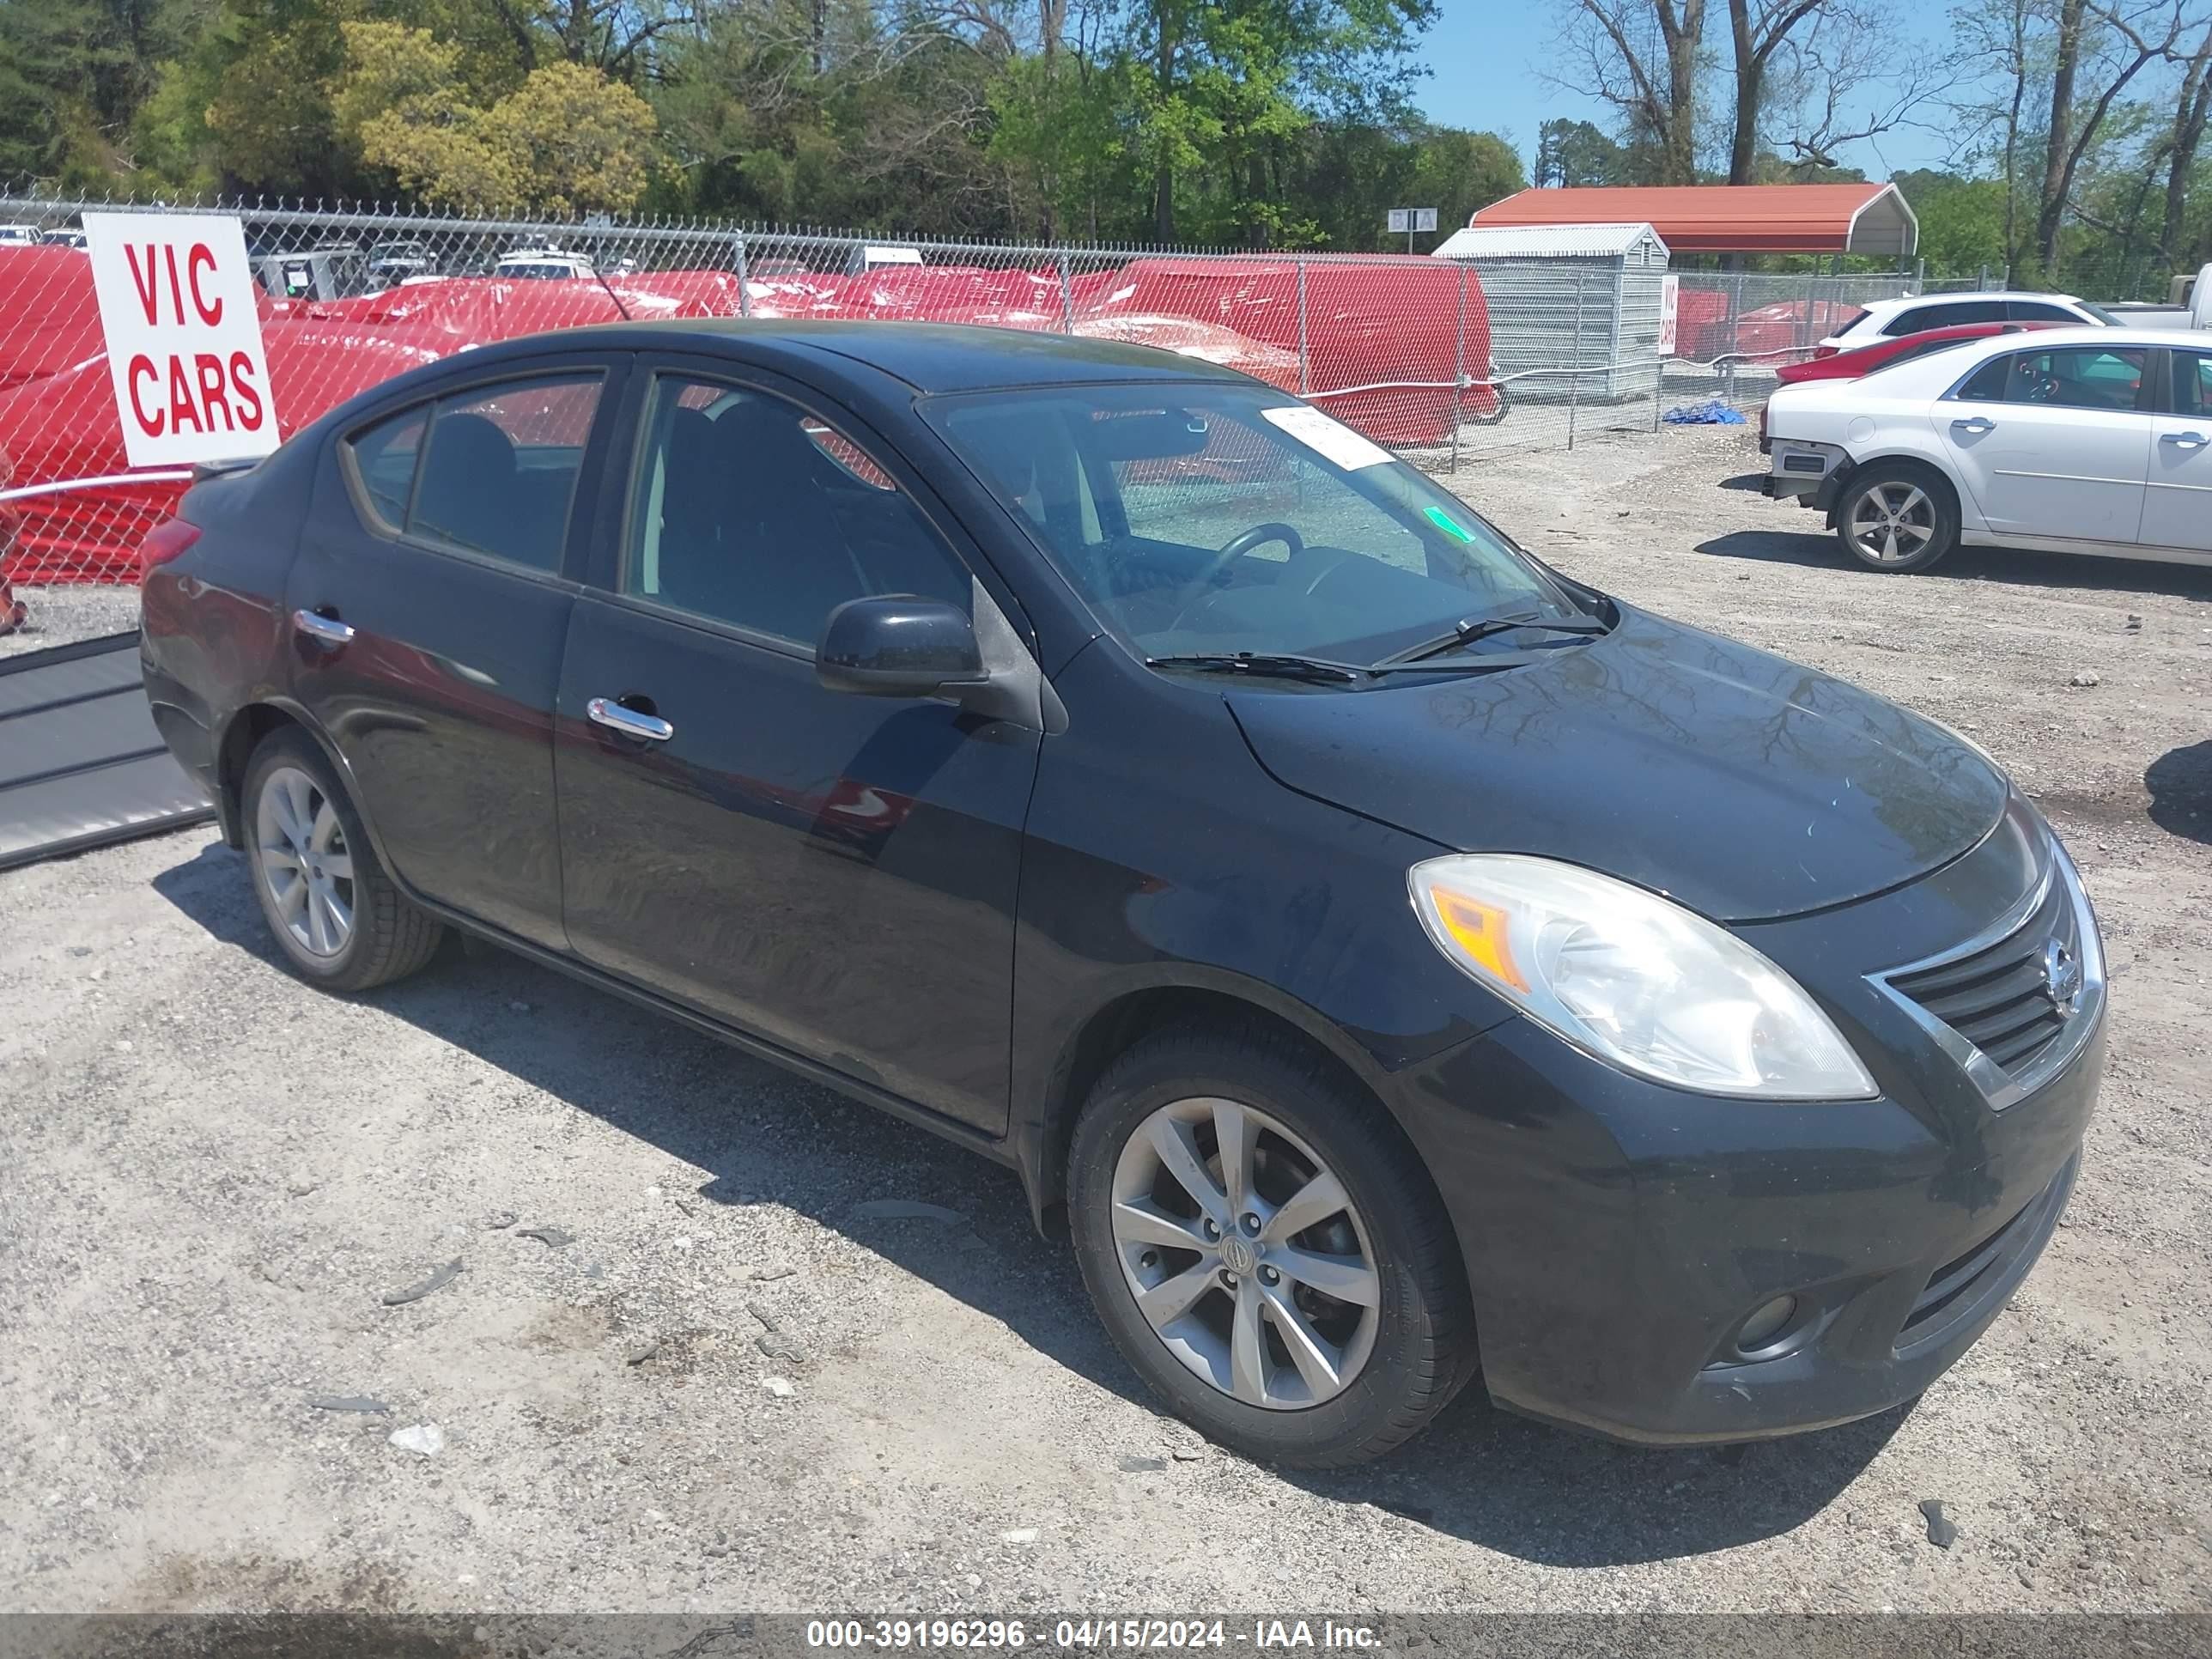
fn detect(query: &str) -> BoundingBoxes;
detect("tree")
[330,19,659,211]
[1534,117,1628,185]
[1553,0,1708,185]
[1724,0,1827,185]
[2160,16,2212,264]
[2033,0,2197,274]
[1894,166,2010,270]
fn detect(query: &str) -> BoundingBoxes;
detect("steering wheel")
[1190,521,1304,591]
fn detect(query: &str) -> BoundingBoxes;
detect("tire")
[240,729,443,992]
[1833,462,1958,574]
[1067,1024,1477,1468]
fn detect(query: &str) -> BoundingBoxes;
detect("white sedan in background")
[1763,326,2212,574]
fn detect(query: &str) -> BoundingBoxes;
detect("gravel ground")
[0,584,141,659]
[3,425,2208,1618]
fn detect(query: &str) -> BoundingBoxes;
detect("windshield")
[926,384,1590,669]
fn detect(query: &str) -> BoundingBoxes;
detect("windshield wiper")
[1371,611,1611,670]
[1146,653,1371,684]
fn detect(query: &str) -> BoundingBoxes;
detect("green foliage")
[1534,119,1626,189]
[1894,168,2011,274]
[329,20,660,211]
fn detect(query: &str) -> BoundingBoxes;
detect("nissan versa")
[139,322,2106,1467]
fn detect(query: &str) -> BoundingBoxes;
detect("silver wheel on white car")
[1848,482,1936,564]
[1835,464,1957,574]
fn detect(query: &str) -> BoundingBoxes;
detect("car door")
[289,356,623,950]
[2142,347,2212,552]
[1936,342,2154,544]
[552,360,1040,1134]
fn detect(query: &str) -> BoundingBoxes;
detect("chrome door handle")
[2160,430,2208,449]
[586,696,674,743]
[292,608,355,645]
[1951,416,1995,434]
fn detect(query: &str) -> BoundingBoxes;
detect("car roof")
[1862,290,2084,313]
[499,319,1266,394]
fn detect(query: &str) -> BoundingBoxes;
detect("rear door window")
[345,373,604,572]
[2006,301,2080,324]
[1954,346,2148,410]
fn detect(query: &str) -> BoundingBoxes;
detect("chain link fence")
[0,193,1968,638]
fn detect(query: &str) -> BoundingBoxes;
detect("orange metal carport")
[1470,185,1918,257]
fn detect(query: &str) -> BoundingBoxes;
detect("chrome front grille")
[1890,873,2077,1076]
[1870,847,2105,1110]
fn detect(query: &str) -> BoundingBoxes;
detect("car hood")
[1227,605,2008,922]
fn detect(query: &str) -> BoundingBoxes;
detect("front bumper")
[1384,803,2104,1445]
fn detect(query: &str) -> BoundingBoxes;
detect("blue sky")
[1407,3,1954,182]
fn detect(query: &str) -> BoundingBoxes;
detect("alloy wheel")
[1109,1096,1380,1410]
[253,764,356,959]
[1848,482,1937,563]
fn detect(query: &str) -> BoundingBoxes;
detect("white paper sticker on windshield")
[1261,404,1395,470]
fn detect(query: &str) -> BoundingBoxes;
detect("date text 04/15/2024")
[803,1620,1382,1650]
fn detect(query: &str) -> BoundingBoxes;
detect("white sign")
[1414,207,1438,232]
[1658,272,1681,356]
[1388,207,1438,234]
[1262,404,1394,471]
[82,211,279,467]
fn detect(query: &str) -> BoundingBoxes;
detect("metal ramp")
[0,630,214,872]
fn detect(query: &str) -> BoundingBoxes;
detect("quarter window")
[624,375,970,644]
[343,372,603,572]
[1955,346,2147,411]
[2175,352,2212,419]
[349,405,425,530]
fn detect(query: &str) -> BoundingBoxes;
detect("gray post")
[1297,257,1310,396]
[1450,260,1466,475]
[1568,268,1588,451]
[1056,250,1074,334]
[732,233,752,317]
[1728,270,1747,408]
[1978,263,1991,291]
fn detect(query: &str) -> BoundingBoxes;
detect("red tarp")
[0,248,1494,582]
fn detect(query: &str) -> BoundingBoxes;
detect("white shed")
[1432,222,1670,402]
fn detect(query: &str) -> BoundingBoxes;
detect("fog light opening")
[1734,1295,1800,1357]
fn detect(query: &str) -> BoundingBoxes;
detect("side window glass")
[1999,346,2147,410]
[346,405,426,530]
[1954,354,2015,402]
[2177,353,2212,419]
[2007,301,2071,322]
[1882,305,1942,336]
[410,374,604,570]
[626,375,972,644]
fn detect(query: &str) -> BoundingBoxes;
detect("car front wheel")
[1835,464,1958,573]
[1067,1026,1476,1468]
[242,729,443,992]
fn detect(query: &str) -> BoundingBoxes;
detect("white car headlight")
[1408,854,1878,1100]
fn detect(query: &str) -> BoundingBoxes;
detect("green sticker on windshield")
[1425,506,1475,544]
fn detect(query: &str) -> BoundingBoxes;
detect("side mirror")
[816,596,983,699]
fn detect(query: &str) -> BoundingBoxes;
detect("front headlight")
[1408,854,1878,1100]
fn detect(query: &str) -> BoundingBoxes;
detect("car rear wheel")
[242,730,443,991]
[1836,465,1957,573]
[1067,1025,1476,1468]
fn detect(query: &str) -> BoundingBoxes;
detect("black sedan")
[140,321,2106,1466]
